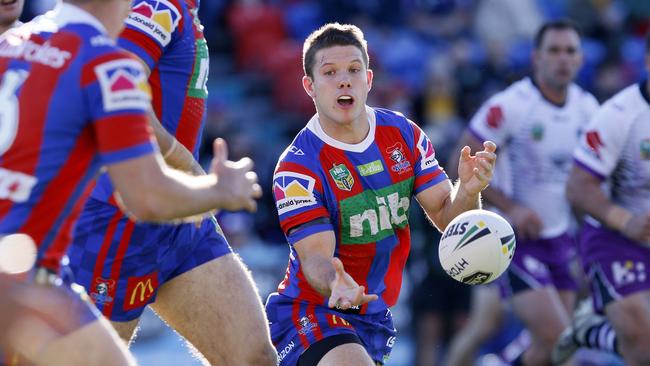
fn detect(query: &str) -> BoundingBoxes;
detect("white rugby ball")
[439,209,515,285]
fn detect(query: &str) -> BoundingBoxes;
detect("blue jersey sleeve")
[119,0,184,70]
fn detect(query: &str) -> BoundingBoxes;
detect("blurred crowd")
[21,0,650,364]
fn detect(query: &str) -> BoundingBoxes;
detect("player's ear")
[366,69,373,91]
[303,75,315,98]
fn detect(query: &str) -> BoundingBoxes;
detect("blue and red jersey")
[0,4,155,269]
[273,107,448,314]
[91,0,209,202]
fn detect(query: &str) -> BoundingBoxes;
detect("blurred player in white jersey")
[0,0,23,34]
[446,19,599,366]
[554,32,650,366]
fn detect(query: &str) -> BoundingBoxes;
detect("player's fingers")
[483,140,497,153]
[251,183,263,199]
[328,295,339,308]
[478,159,493,172]
[361,293,379,304]
[245,199,257,213]
[475,151,497,164]
[234,157,254,171]
[459,146,471,161]
[245,171,258,184]
[331,257,345,277]
[213,138,228,163]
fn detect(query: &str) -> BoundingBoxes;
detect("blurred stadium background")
[22,0,648,365]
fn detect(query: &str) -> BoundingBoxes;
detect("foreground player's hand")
[457,141,497,196]
[327,257,378,310]
[505,205,542,241]
[209,138,262,212]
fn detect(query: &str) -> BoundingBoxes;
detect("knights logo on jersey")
[297,315,317,335]
[127,0,181,47]
[90,278,115,305]
[95,59,151,112]
[640,139,650,160]
[329,164,354,191]
[387,143,411,174]
[416,133,438,170]
[273,172,317,215]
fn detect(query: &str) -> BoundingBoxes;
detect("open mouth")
[337,95,354,107]
[0,0,17,5]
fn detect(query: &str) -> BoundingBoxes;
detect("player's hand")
[327,257,378,310]
[505,205,542,241]
[457,141,497,196]
[209,138,262,212]
[621,212,650,244]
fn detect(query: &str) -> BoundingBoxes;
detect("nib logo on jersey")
[273,172,317,215]
[128,0,181,47]
[416,133,438,170]
[96,59,151,112]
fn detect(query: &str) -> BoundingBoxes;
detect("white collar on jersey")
[45,3,108,35]
[307,105,376,153]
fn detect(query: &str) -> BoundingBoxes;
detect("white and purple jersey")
[574,82,650,218]
[470,77,598,238]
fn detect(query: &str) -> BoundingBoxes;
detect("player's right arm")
[106,138,259,220]
[568,106,650,243]
[292,231,377,309]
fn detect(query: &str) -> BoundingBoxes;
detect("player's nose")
[338,77,351,89]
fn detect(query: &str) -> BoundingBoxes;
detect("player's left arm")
[416,141,497,231]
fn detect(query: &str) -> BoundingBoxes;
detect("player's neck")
[72,2,123,39]
[0,21,16,36]
[533,75,567,107]
[317,112,370,145]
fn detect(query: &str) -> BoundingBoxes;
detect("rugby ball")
[439,209,515,285]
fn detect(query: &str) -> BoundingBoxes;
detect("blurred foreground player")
[66,1,276,364]
[0,0,260,364]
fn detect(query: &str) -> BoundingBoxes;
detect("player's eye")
[349,67,360,73]
[323,70,335,76]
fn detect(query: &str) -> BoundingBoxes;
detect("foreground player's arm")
[449,131,542,239]
[136,62,205,176]
[416,141,496,231]
[149,111,205,176]
[293,231,377,309]
[566,165,650,243]
[107,138,260,221]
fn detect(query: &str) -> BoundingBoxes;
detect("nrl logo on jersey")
[273,172,317,215]
[95,59,151,112]
[127,0,181,47]
[329,164,354,191]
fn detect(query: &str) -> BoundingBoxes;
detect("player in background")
[0,0,22,34]
[554,32,650,366]
[445,19,599,365]
[66,1,277,364]
[265,23,496,366]
[0,0,261,364]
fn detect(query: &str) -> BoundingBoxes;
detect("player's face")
[533,29,583,90]
[303,45,373,128]
[0,0,23,28]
